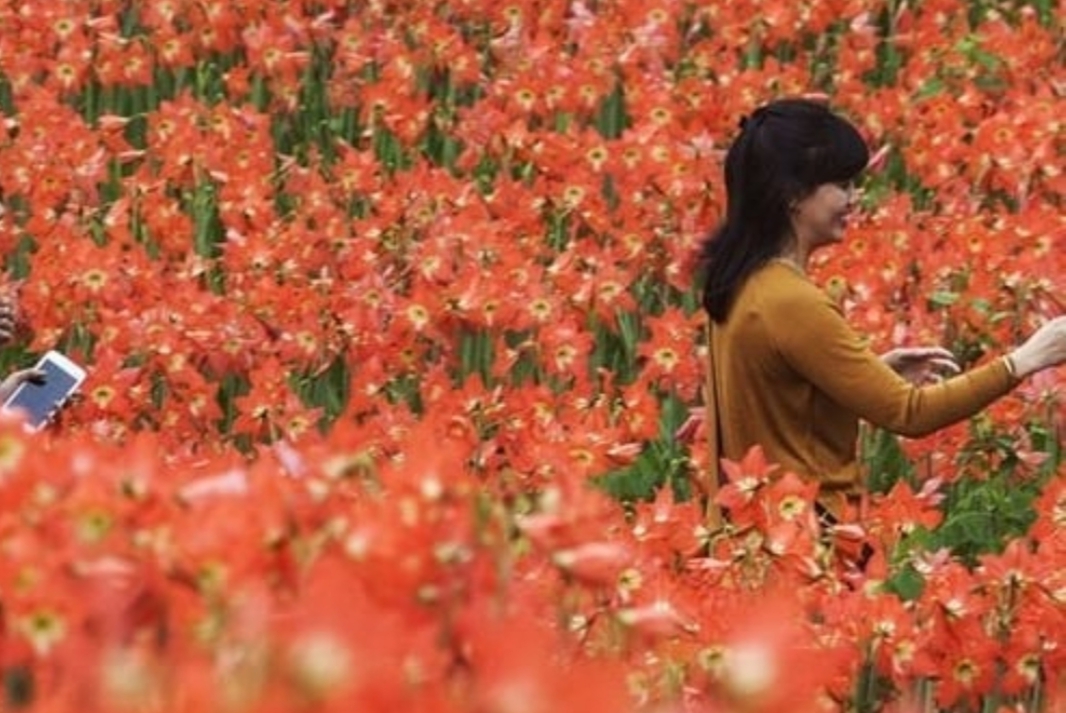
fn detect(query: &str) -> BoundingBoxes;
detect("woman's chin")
[829,220,849,242]
[816,228,846,247]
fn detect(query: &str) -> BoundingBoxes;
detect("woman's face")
[789,181,856,251]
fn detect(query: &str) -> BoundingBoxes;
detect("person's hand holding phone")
[1,351,86,431]
[0,368,46,404]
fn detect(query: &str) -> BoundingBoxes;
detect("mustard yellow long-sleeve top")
[708,261,1019,516]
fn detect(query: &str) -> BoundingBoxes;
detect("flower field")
[0,0,1063,710]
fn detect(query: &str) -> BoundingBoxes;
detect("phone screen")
[5,358,81,429]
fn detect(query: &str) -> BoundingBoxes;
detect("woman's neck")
[772,247,809,275]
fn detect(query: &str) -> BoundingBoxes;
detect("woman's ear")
[786,184,814,214]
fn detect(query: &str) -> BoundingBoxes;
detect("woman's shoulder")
[747,261,826,298]
[742,261,838,319]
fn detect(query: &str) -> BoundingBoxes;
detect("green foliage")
[862,418,1057,564]
[595,391,693,503]
[883,561,926,601]
[593,82,628,140]
[861,426,916,493]
[456,329,495,387]
[290,357,351,429]
[216,372,250,436]
[589,312,643,386]
[931,475,1043,565]
[853,661,897,713]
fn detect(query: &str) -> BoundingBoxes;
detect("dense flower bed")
[0,0,1063,710]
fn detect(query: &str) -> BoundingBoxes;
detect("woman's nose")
[846,183,863,207]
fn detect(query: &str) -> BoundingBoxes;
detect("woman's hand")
[0,368,45,404]
[881,347,961,385]
[1010,316,1066,378]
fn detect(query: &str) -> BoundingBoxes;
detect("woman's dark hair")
[698,99,869,322]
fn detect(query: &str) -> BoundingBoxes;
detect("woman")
[696,98,1066,525]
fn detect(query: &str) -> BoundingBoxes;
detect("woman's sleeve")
[769,285,1019,437]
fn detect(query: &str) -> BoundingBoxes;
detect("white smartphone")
[3,350,86,431]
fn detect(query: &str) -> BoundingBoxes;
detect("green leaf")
[884,563,925,601]
[928,290,960,308]
[593,82,627,140]
[914,76,945,99]
[861,426,915,493]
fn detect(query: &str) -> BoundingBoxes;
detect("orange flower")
[631,483,705,559]
[716,446,780,526]
[554,541,626,588]
[534,314,594,381]
[637,306,703,398]
[866,478,944,546]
